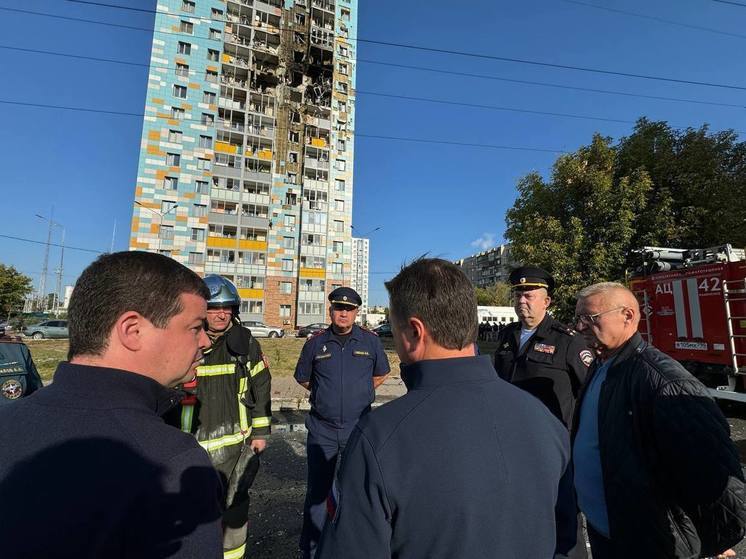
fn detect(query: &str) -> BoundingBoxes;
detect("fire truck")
[629,245,746,402]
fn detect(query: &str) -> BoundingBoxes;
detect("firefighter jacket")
[0,340,43,404]
[571,333,746,558]
[494,314,592,426]
[178,322,272,465]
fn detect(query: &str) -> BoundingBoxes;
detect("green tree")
[0,264,33,318]
[505,134,651,320]
[475,282,512,306]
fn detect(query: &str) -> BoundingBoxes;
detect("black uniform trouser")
[586,522,613,559]
[213,442,261,558]
[300,415,356,559]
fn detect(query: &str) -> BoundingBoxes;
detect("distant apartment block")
[455,244,516,288]
[350,236,368,315]
[130,0,358,328]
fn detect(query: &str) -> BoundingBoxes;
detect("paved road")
[247,406,746,559]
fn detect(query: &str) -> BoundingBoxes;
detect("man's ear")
[113,311,145,352]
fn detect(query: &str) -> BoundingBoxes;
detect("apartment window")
[211,8,224,19]
[280,282,292,294]
[338,63,348,76]
[334,199,344,211]
[166,153,181,166]
[171,107,185,120]
[339,45,348,57]
[163,176,178,190]
[168,129,182,143]
[287,172,297,184]
[335,179,345,192]
[209,28,221,40]
[199,135,213,148]
[161,200,177,213]
[195,180,208,193]
[190,228,205,242]
[173,85,187,98]
[180,20,193,34]
[281,259,294,272]
[341,7,350,20]
[203,91,216,104]
[337,139,346,151]
[333,240,343,253]
[175,63,189,77]
[193,203,207,217]
[336,82,348,94]
[284,215,296,227]
[279,304,291,317]
[333,220,344,233]
[289,130,300,143]
[242,301,263,314]
[294,13,305,24]
[300,302,323,315]
[201,113,215,126]
[160,225,174,240]
[207,49,219,62]
[335,159,346,171]
[338,101,347,113]
[332,262,343,274]
[282,236,295,249]
[288,152,298,163]
[205,69,218,83]
[177,41,191,55]
[181,0,195,13]
[188,252,204,265]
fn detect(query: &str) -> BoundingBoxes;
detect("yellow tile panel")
[207,236,238,248]
[300,268,326,279]
[215,141,238,154]
[238,288,264,300]
[238,240,268,251]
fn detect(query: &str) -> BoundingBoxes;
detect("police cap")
[509,266,555,294]
[328,287,362,308]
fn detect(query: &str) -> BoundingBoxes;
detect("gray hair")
[576,282,628,300]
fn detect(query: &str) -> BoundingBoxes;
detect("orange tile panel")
[150,223,159,234]
[148,130,161,141]
[188,83,200,89]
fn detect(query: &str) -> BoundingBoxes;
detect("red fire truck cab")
[629,245,746,402]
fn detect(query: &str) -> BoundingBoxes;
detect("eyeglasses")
[574,306,625,326]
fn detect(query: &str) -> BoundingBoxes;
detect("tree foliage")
[505,119,746,320]
[0,264,33,317]
[475,282,512,306]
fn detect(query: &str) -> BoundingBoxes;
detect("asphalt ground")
[247,406,746,559]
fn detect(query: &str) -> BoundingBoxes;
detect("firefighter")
[0,336,43,403]
[169,275,272,559]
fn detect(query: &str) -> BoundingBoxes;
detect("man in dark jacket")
[572,282,746,559]
[318,258,576,559]
[169,274,272,559]
[0,251,223,559]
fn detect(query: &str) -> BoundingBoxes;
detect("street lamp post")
[134,201,179,253]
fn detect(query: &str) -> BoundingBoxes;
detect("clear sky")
[1,0,745,306]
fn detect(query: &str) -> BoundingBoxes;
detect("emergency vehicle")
[629,244,746,402]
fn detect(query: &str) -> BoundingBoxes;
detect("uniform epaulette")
[310,330,325,339]
[362,327,379,337]
[551,323,577,336]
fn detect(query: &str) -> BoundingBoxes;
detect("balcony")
[304,157,329,170]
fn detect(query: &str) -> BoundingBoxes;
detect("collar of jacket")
[401,355,496,390]
[533,313,555,338]
[604,332,646,377]
[321,323,363,343]
[50,362,181,416]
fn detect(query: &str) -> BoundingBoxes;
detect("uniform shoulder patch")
[311,330,325,339]
[551,322,576,336]
[579,349,594,367]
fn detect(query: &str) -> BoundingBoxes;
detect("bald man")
[571,282,745,559]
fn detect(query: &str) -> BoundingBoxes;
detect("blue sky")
[1,0,745,306]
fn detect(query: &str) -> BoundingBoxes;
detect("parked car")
[23,320,69,340]
[297,323,329,338]
[243,321,284,338]
[372,323,393,337]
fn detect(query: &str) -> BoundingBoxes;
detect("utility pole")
[36,208,62,312]
[53,228,66,315]
[110,220,117,253]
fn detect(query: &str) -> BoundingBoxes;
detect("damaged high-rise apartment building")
[130,0,357,328]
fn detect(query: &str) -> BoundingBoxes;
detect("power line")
[561,0,746,40]
[10,4,746,92]
[712,0,746,7]
[3,43,741,131]
[358,59,746,110]
[0,234,103,254]
[0,99,566,153]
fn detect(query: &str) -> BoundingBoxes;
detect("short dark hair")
[67,251,210,359]
[385,257,478,350]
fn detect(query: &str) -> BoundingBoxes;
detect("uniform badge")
[1,379,23,400]
[579,350,594,367]
[534,343,556,355]
[502,343,510,349]
[314,353,332,361]
[353,350,370,357]
[322,345,327,353]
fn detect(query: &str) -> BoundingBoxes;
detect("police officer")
[294,287,390,558]
[169,275,272,559]
[0,337,43,403]
[494,266,592,559]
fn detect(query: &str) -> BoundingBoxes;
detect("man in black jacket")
[572,282,745,559]
[0,251,223,559]
[318,258,576,559]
